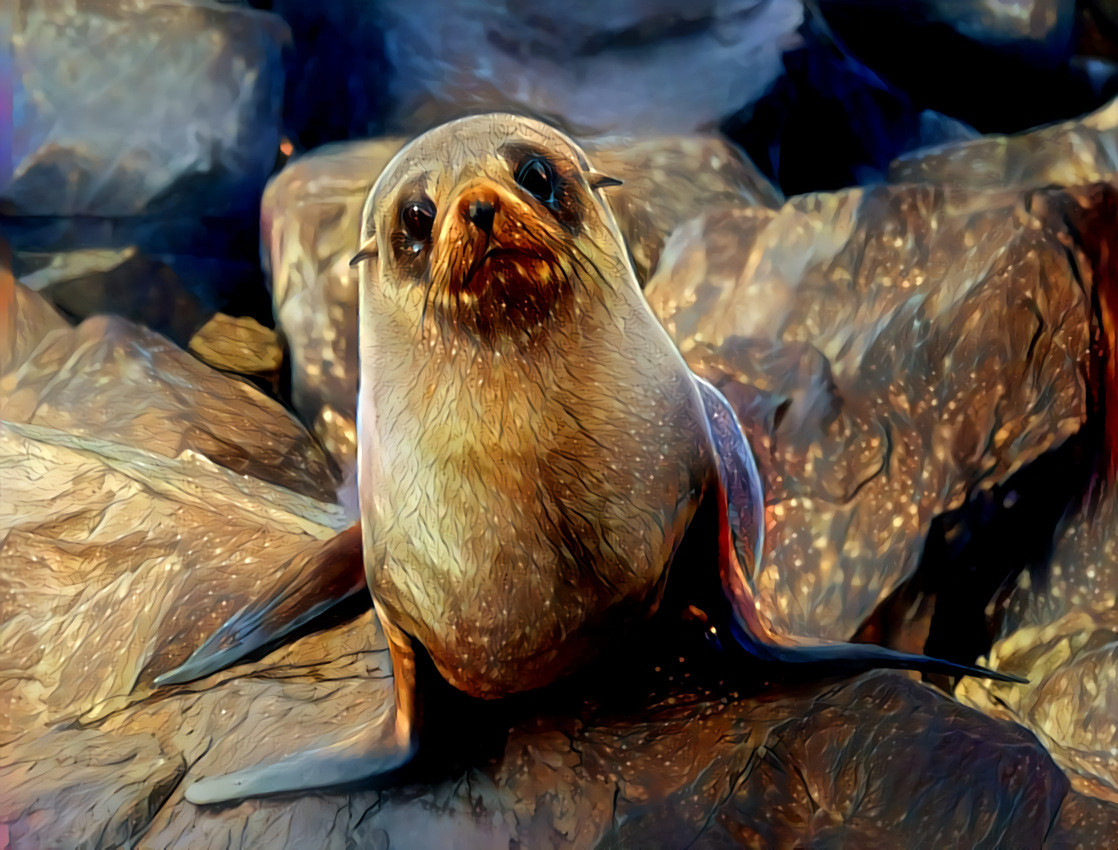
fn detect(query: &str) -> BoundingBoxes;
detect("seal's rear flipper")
[727,619,1026,683]
[185,723,414,804]
[154,522,366,687]
[186,600,420,804]
[693,376,1027,685]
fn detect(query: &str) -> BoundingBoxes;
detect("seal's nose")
[467,199,495,234]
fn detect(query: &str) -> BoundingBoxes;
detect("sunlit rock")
[3,0,288,217]
[2,283,339,502]
[0,193,1107,850]
[891,95,1118,189]
[645,183,1093,643]
[0,255,70,374]
[957,491,1118,803]
[588,135,782,282]
[188,313,283,383]
[261,137,406,468]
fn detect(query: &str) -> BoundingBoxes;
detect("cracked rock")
[645,182,1094,644]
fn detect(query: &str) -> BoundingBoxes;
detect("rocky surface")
[378,0,803,135]
[260,137,405,468]
[645,183,1095,645]
[3,0,288,218]
[1,284,339,502]
[188,312,284,383]
[957,490,1118,805]
[3,222,1114,848]
[892,95,1118,189]
[5,2,1118,843]
[262,133,780,466]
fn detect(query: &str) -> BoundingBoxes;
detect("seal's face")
[362,114,630,343]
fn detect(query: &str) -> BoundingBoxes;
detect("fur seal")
[166,114,1022,805]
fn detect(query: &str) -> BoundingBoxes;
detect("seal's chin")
[464,248,550,294]
[430,236,576,343]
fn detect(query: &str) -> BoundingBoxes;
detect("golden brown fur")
[357,115,716,697]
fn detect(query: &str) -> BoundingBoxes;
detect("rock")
[188,313,283,381]
[814,0,1105,135]
[644,183,1094,645]
[10,247,271,347]
[3,0,288,217]
[0,246,70,375]
[1,283,339,503]
[261,138,406,468]
[261,134,778,466]
[588,135,782,282]
[1046,790,1118,848]
[956,490,1118,803]
[378,0,803,135]
[892,95,1118,190]
[0,443,1083,850]
[724,7,979,194]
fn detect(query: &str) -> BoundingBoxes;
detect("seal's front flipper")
[693,376,1026,685]
[185,601,419,804]
[155,522,366,687]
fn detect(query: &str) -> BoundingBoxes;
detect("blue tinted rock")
[3,0,288,217]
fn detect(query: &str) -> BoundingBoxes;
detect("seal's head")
[356,114,627,344]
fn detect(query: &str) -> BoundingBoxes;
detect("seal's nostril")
[468,199,495,234]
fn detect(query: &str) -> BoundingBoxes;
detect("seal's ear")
[350,236,378,267]
[586,171,623,190]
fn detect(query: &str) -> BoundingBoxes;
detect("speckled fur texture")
[357,114,716,697]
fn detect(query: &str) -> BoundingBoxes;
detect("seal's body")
[357,116,710,697]
[174,115,1020,805]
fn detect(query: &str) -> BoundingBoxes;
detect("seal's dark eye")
[515,157,557,205]
[401,199,436,243]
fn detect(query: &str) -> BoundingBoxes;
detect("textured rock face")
[0,328,1087,847]
[188,313,283,381]
[957,490,1118,804]
[260,138,406,468]
[1,287,340,502]
[3,0,288,217]
[378,0,803,135]
[2,231,1116,846]
[645,183,1093,644]
[588,136,783,283]
[891,95,1118,189]
[261,134,780,466]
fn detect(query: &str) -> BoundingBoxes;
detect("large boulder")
[957,489,1118,804]
[377,0,803,136]
[645,182,1097,646]
[891,94,1118,190]
[3,0,288,218]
